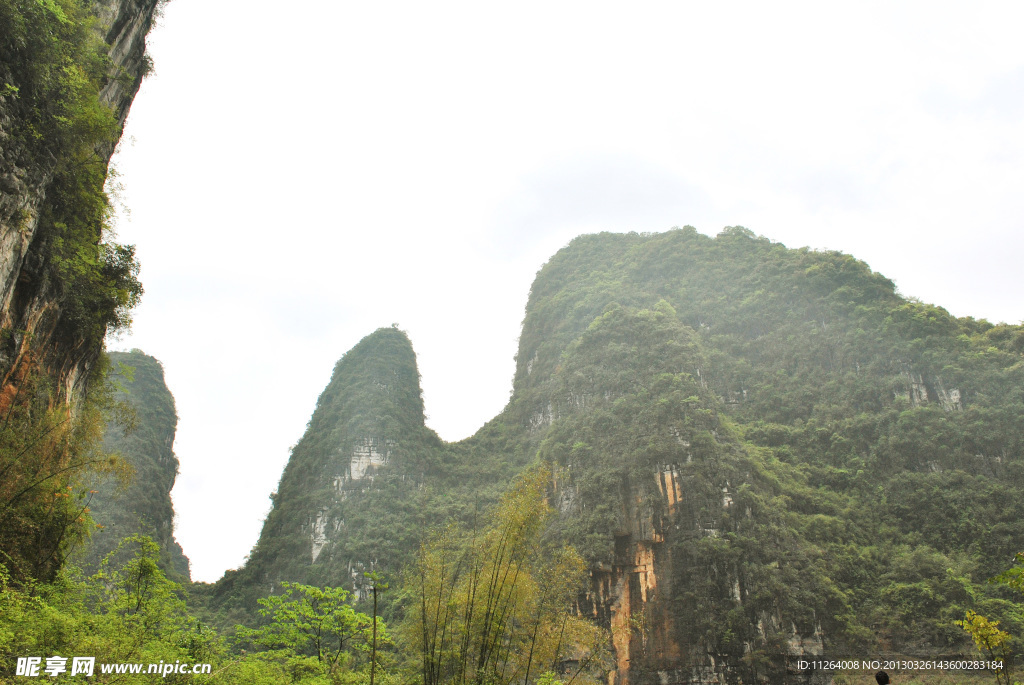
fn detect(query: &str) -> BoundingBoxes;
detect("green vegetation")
[0,535,219,683]
[0,0,143,346]
[214,228,1015,679]
[403,467,607,685]
[82,350,190,579]
[197,326,550,630]
[533,302,851,679]
[956,552,1024,685]
[0,0,145,587]
[215,228,1024,681]
[512,229,1024,669]
[4,215,1024,683]
[234,582,382,681]
[2,0,1023,681]
[1,0,119,162]
[0,354,130,583]
[1,533,379,684]
[202,327,446,620]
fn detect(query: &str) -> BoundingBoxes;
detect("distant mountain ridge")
[207,227,1024,685]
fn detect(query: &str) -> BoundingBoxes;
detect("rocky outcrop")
[216,229,1023,684]
[894,367,962,411]
[571,470,829,685]
[83,351,190,580]
[227,327,441,601]
[0,0,159,404]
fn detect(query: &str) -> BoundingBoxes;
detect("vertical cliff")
[534,303,829,684]
[0,0,156,405]
[82,350,190,579]
[0,0,158,581]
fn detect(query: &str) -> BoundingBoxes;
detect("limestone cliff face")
[84,350,190,579]
[0,0,159,404]
[533,303,830,685]
[230,327,442,601]
[221,229,1022,684]
[569,475,828,685]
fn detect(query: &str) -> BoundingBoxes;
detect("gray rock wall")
[0,0,159,402]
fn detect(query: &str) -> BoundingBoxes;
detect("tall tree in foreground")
[405,467,608,685]
[234,582,380,678]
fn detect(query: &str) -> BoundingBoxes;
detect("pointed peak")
[315,326,425,435]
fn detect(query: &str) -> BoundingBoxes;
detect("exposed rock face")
[220,229,1023,684]
[229,327,441,599]
[536,304,830,685]
[573,478,829,685]
[895,368,961,410]
[344,437,394,484]
[95,0,161,134]
[83,350,190,579]
[0,0,159,404]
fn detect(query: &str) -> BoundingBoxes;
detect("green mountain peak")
[219,327,440,600]
[207,230,1024,684]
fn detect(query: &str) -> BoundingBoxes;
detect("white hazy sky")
[107,1,1024,582]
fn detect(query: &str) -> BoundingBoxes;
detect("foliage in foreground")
[0,534,387,684]
[0,535,219,684]
[234,582,384,680]
[0,355,132,584]
[403,467,608,685]
[1,503,607,685]
[957,552,1024,685]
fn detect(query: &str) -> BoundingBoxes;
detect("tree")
[957,611,1012,685]
[0,360,133,583]
[957,552,1024,685]
[405,467,607,685]
[0,534,220,683]
[235,582,379,676]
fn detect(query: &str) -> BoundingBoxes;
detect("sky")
[107,1,1024,582]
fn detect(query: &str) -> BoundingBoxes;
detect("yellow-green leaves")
[406,466,607,685]
[958,610,1010,654]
